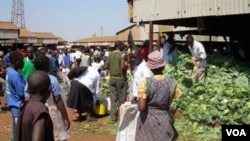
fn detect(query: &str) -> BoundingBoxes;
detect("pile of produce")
[100,75,110,96]
[100,71,133,96]
[167,52,250,125]
[100,51,250,125]
[174,117,221,141]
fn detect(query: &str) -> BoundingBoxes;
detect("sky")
[0,0,132,41]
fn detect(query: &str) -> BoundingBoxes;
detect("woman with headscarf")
[135,51,181,141]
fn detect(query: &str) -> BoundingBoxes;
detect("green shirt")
[108,51,124,79]
[21,57,35,79]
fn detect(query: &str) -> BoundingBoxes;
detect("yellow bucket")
[95,103,106,115]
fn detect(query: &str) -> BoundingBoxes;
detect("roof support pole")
[149,21,153,53]
[209,34,212,49]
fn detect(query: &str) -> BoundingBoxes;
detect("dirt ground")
[0,96,116,141]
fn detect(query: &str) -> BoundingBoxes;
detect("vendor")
[186,35,207,84]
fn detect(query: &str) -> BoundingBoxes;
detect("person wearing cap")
[186,35,207,85]
[105,40,127,123]
[136,51,180,141]
[161,34,176,63]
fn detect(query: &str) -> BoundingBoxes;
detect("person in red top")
[141,40,149,61]
[20,49,27,57]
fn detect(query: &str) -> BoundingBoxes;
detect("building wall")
[132,0,250,22]
[0,30,19,39]
[117,24,173,43]
[71,42,115,47]
[117,25,140,42]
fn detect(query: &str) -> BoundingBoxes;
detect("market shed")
[33,32,58,45]
[0,21,19,41]
[71,36,117,47]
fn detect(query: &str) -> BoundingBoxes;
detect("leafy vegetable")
[167,51,250,125]
[100,71,133,96]
[175,117,221,141]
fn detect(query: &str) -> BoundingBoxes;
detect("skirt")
[67,80,94,113]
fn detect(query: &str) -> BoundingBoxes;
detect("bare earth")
[0,96,116,141]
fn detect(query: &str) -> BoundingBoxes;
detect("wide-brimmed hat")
[147,50,166,70]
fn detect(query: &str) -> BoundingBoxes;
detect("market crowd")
[0,34,207,141]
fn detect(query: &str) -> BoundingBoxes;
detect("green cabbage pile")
[167,52,250,125]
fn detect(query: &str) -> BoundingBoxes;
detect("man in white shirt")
[74,49,82,67]
[93,47,101,57]
[69,49,76,68]
[116,46,153,140]
[186,35,207,85]
[129,46,153,103]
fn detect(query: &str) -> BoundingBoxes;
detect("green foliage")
[175,117,221,141]
[100,72,133,96]
[100,76,110,95]
[167,52,250,125]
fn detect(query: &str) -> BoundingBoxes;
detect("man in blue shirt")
[161,35,176,63]
[60,48,72,95]
[5,50,26,141]
[49,50,59,77]
[3,48,12,67]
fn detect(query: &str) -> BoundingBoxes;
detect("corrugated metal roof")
[132,0,250,22]
[58,37,67,43]
[0,21,19,30]
[19,28,36,38]
[72,36,117,43]
[116,24,136,35]
[33,32,57,39]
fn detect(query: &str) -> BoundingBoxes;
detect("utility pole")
[11,0,25,27]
